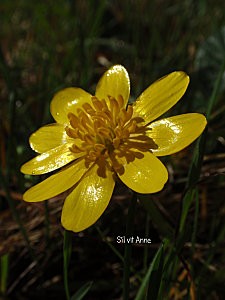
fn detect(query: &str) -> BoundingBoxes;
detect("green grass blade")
[135,242,165,300]
[178,188,198,234]
[157,246,179,299]
[205,56,225,118]
[178,56,225,235]
[191,189,199,254]
[96,226,143,283]
[96,226,124,262]
[187,55,225,189]
[70,281,93,300]
[146,245,164,300]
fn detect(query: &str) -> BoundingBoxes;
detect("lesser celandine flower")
[21,65,207,232]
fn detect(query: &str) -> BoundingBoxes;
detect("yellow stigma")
[65,95,157,177]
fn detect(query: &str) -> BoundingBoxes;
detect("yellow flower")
[21,65,207,232]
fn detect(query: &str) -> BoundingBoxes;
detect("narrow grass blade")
[178,56,225,235]
[96,226,143,283]
[71,281,93,300]
[179,188,198,234]
[135,242,164,300]
[157,246,179,299]
[146,245,164,300]
[96,226,124,262]
[191,189,199,253]
[187,54,225,189]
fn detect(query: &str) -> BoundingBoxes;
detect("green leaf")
[146,245,164,300]
[157,246,179,299]
[71,281,93,300]
[178,50,225,235]
[135,242,165,300]
[179,188,198,234]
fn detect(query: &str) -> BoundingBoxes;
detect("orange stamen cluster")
[65,95,156,177]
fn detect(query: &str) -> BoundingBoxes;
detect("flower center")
[65,95,157,177]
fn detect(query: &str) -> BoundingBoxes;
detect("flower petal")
[50,87,92,124]
[133,71,189,123]
[118,151,168,193]
[21,143,84,175]
[61,164,115,232]
[23,158,88,202]
[148,113,207,156]
[29,123,72,153]
[95,65,130,106]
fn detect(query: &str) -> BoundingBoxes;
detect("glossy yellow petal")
[23,158,88,202]
[29,123,72,153]
[149,113,207,156]
[61,164,115,232]
[133,71,189,123]
[118,151,168,193]
[50,87,92,124]
[95,65,130,106]
[21,143,84,175]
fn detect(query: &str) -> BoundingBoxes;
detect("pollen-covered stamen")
[118,106,133,127]
[65,94,158,177]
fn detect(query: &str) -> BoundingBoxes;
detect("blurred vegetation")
[0,0,225,299]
